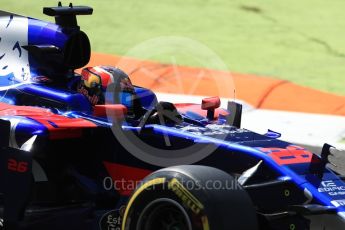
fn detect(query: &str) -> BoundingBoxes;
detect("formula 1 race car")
[0,3,345,230]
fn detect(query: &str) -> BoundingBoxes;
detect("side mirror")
[93,104,127,120]
[201,97,221,120]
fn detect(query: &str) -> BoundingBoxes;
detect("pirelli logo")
[168,178,204,214]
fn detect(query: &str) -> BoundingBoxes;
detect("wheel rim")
[137,198,192,230]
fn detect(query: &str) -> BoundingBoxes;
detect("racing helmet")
[78,66,138,113]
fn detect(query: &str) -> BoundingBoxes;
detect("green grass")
[2,0,345,95]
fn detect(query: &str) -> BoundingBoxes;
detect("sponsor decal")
[168,178,204,215]
[321,180,337,188]
[331,200,345,207]
[99,206,126,230]
[0,15,30,90]
[77,84,101,105]
[318,180,345,196]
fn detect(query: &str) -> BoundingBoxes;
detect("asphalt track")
[330,149,345,175]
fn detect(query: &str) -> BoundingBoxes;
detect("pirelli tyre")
[122,165,258,230]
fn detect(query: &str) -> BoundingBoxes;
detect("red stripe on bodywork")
[260,145,314,165]
[103,162,153,196]
[31,115,96,139]
[0,102,97,139]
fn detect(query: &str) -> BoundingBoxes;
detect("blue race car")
[0,3,344,230]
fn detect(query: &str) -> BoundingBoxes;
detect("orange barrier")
[84,53,345,116]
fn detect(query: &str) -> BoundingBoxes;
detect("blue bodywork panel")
[0,5,344,229]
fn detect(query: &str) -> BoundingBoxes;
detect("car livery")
[0,3,344,230]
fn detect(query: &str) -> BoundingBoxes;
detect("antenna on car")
[43,2,93,28]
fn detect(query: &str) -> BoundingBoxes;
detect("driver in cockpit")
[77,66,143,118]
[77,65,182,125]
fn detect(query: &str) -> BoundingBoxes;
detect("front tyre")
[122,165,258,230]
